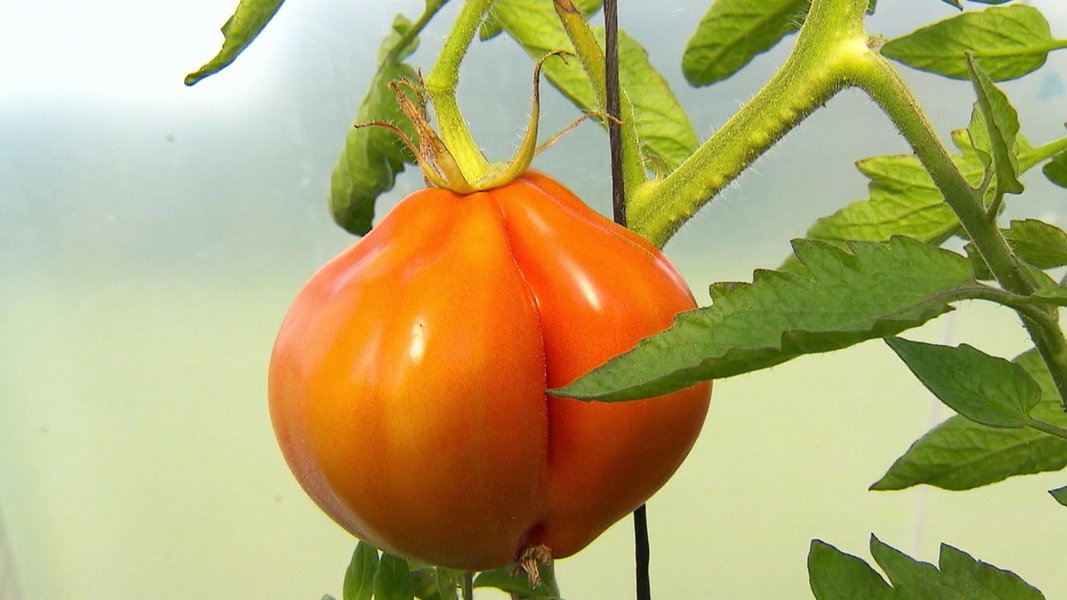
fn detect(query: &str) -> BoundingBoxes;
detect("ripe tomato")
[269,170,711,571]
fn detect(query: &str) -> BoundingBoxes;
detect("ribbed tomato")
[268,170,710,571]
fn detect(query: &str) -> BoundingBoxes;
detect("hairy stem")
[629,0,872,247]
[424,0,494,180]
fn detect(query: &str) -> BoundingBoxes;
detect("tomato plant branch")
[424,0,494,182]
[849,53,1067,411]
[628,0,871,247]
[553,0,647,201]
[1024,417,1067,442]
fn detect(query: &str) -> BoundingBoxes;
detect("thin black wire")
[603,1,651,599]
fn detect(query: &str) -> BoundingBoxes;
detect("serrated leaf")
[185,0,284,85]
[1044,150,1067,188]
[967,56,1024,194]
[554,237,979,401]
[880,5,1067,81]
[681,0,807,87]
[1003,219,1067,269]
[343,542,380,600]
[1050,485,1067,506]
[939,544,1045,599]
[490,0,697,171]
[373,552,415,600]
[872,349,1067,491]
[808,540,895,600]
[885,338,1041,428]
[871,535,967,599]
[328,17,420,236]
[799,129,1059,250]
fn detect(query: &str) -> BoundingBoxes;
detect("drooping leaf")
[939,544,1046,599]
[554,237,981,401]
[490,0,697,171]
[807,540,895,600]
[799,129,1061,249]
[966,56,1024,194]
[872,349,1067,491]
[373,552,415,600]
[1050,486,1067,506]
[328,16,420,236]
[343,542,381,600]
[885,338,1041,428]
[1044,150,1067,188]
[880,5,1067,81]
[1003,219,1067,269]
[185,0,285,85]
[681,0,807,87]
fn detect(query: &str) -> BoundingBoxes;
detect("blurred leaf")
[873,349,1067,491]
[939,544,1045,599]
[1044,151,1067,188]
[1003,219,1067,269]
[374,552,415,600]
[328,16,420,236]
[880,5,1067,81]
[344,542,381,600]
[482,0,601,41]
[885,338,1041,428]
[870,535,965,599]
[681,0,807,87]
[966,56,1024,195]
[554,237,981,401]
[185,0,285,85]
[1050,486,1067,506]
[491,0,697,171]
[808,540,895,600]
[475,564,561,598]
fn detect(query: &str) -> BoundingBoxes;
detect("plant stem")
[462,570,473,600]
[424,0,494,181]
[629,0,872,247]
[1025,417,1067,441]
[850,53,1067,411]
[387,0,451,63]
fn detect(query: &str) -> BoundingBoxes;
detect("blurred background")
[2,0,1066,598]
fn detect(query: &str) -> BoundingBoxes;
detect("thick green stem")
[424,0,494,180]
[850,53,1067,410]
[1025,417,1067,441]
[629,0,872,247]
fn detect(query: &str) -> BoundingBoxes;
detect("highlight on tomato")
[268,169,711,571]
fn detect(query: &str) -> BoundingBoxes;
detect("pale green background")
[2,1,1067,598]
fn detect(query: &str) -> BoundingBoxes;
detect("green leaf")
[554,237,979,401]
[1003,219,1067,269]
[885,338,1041,428]
[474,566,561,599]
[872,349,1067,491]
[939,544,1045,599]
[681,0,808,87]
[798,129,1060,250]
[481,0,601,41]
[808,540,895,600]
[343,542,380,600]
[1043,150,1067,188]
[870,535,966,599]
[490,0,697,171]
[880,5,1067,82]
[328,16,420,236]
[374,552,415,600]
[1050,486,1067,506]
[185,0,285,86]
[966,56,1024,195]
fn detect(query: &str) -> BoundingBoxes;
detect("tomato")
[268,170,711,571]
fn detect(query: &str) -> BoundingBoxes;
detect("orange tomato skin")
[268,171,710,571]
